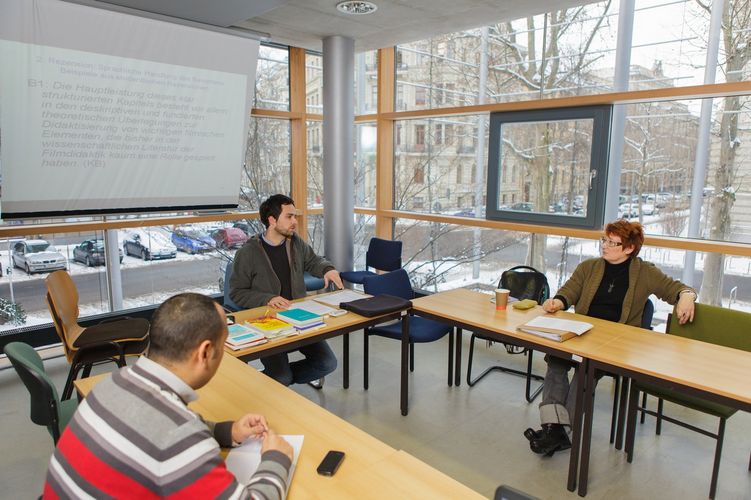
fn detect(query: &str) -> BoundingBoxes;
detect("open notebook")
[226,435,303,492]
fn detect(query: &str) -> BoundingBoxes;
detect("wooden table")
[576,326,751,496]
[226,299,420,415]
[411,288,652,493]
[75,355,483,499]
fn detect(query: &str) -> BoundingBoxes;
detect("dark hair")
[148,293,225,362]
[605,219,645,257]
[259,194,295,228]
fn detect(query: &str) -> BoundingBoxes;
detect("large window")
[486,105,612,228]
[255,45,290,110]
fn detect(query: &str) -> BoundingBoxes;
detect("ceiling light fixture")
[336,1,377,15]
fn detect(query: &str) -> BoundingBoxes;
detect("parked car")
[73,239,123,266]
[509,202,534,212]
[232,222,253,235]
[640,203,656,216]
[171,228,215,254]
[618,203,639,219]
[12,239,67,274]
[122,229,177,260]
[211,227,248,249]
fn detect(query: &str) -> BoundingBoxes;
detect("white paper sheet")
[288,300,338,316]
[225,434,304,488]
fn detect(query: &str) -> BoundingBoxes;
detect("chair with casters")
[361,269,455,390]
[624,303,751,499]
[340,237,402,285]
[46,270,150,401]
[466,265,549,402]
[4,342,78,445]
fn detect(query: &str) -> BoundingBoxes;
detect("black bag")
[340,294,412,317]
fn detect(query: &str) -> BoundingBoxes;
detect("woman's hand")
[542,298,564,313]
[675,292,696,324]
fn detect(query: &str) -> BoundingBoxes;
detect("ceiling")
[89,0,594,52]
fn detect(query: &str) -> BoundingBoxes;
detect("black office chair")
[4,342,78,444]
[340,237,402,285]
[466,265,549,402]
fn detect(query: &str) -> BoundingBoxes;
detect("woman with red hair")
[525,219,697,456]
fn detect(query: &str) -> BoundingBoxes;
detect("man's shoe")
[308,377,325,390]
[524,427,542,442]
[529,424,571,456]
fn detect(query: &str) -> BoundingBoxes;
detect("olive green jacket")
[556,257,694,327]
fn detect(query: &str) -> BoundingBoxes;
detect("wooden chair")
[624,303,751,499]
[45,270,150,400]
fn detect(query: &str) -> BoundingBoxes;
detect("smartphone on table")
[316,450,345,476]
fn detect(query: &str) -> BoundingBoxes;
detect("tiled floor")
[2,333,750,499]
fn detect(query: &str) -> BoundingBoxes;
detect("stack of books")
[517,316,593,342]
[276,308,325,331]
[225,323,269,350]
[245,317,296,339]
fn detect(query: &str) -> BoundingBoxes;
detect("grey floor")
[2,333,750,499]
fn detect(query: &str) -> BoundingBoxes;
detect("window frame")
[486,104,613,229]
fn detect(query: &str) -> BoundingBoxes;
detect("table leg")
[578,359,597,497]
[448,328,454,387]
[454,327,462,387]
[343,333,350,389]
[400,313,410,416]
[568,358,587,492]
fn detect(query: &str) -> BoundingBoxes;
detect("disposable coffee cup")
[495,288,510,311]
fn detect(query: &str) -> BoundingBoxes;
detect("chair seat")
[370,316,452,343]
[340,270,376,285]
[73,318,149,347]
[635,382,737,418]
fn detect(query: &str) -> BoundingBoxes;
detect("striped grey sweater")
[44,356,290,499]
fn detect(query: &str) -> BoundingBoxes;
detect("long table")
[75,354,483,499]
[411,288,751,497]
[227,297,450,416]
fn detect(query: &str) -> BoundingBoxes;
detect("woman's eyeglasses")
[600,237,623,248]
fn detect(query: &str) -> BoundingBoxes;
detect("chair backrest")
[362,268,414,301]
[365,237,402,273]
[3,342,66,443]
[641,298,654,330]
[45,271,85,353]
[667,303,751,352]
[499,265,549,304]
[223,259,243,312]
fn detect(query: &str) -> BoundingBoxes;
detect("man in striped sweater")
[44,293,292,499]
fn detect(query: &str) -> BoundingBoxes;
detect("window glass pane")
[255,45,289,111]
[355,123,376,207]
[307,214,324,256]
[630,1,710,89]
[394,116,488,214]
[395,1,617,111]
[352,215,376,272]
[119,224,223,306]
[306,53,323,114]
[496,118,594,218]
[0,231,110,333]
[618,96,751,245]
[355,50,378,115]
[242,118,291,210]
[307,120,323,207]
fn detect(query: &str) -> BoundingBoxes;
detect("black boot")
[529,423,571,456]
[523,427,542,442]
